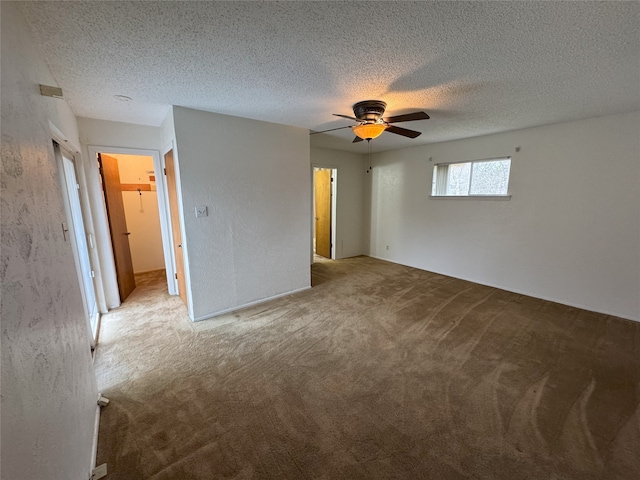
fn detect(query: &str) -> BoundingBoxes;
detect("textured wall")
[311,148,366,259]
[366,111,640,321]
[1,4,98,479]
[173,107,311,320]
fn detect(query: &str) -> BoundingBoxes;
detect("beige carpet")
[95,257,640,479]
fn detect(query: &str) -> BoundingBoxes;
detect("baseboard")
[90,394,101,470]
[366,255,639,323]
[193,286,312,322]
[133,268,166,274]
[91,312,102,364]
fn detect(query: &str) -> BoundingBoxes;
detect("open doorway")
[98,153,166,302]
[313,167,337,259]
[54,141,99,347]
[163,150,187,306]
[86,145,178,313]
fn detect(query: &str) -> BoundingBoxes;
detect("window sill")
[430,195,512,200]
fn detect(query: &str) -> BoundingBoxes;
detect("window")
[431,157,511,197]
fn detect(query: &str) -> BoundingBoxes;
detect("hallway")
[94,270,187,394]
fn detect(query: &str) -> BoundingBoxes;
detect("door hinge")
[90,463,107,480]
[175,273,178,280]
[90,271,95,278]
[164,168,167,175]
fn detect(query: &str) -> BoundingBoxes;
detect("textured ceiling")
[17,1,640,153]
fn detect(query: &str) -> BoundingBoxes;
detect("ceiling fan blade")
[309,125,354,135]
[352,136,364,143]
[386,125,422,139]
[384,111,430,123]
[333,113,361,122]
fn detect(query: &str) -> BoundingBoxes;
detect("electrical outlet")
[386,245,389,250]
[195,206,208,218]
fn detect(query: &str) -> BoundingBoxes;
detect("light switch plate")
[195,206,208,218]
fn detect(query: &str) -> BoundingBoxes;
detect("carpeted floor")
[95,257,640,480]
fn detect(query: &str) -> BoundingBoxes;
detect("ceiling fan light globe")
[352,123,386,140]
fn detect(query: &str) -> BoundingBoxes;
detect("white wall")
[113,154,165,273]
[161,107,175,152]
[172,106,311,320]
[0,4,99,479]
[77,118,165,307]
[366,111,640,321]
[79,117,164,151]
[311,148,366,259]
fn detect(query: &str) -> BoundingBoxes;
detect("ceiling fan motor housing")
[353,100,387,122]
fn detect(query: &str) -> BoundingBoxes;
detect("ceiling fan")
[311,100,430,143]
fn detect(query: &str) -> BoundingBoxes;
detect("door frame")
[311,165,337,259]
[161,142,193,318]
[54,141,99,348]
[49,121,102,347]
[163,147,187,306]
[88,146,177,302]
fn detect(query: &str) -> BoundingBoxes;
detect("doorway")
[55,141,99,346]
[98,153,167,302]
[164,149,187,306]
[85,145,178,313]
[313,167,337,259]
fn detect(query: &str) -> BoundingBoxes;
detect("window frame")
[430,156,512,200]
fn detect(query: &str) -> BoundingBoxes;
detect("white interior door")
[57,143,99,344]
